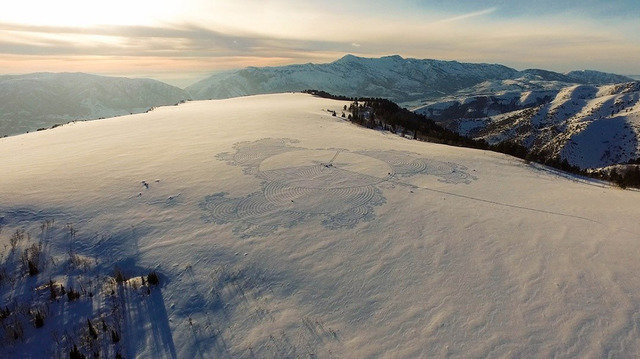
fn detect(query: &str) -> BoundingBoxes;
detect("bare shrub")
[69,345,85,359]
[0,267,7,287]
[114,268,127,284]
[0,306,10,320]
[32,310,45,328]
[21,243,42,276]
[111,330,120,343]
[5,316,24,342]
[87,319,98,339]
[9,229,25,250]
[147,271,160,286]
[48,279,57,300]
[67,288,81,301]
[68,251,92,272]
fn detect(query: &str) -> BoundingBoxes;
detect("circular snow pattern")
[202,139,476,236]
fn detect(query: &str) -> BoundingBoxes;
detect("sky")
[1,0,639,87]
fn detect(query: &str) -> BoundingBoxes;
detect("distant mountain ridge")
[2,56,636,169]
[0,72,190,136]
[1,56,632,138]
[186,54,633,104]
[418,82,640,169]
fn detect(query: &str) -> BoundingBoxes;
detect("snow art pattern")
[201,138,476,236]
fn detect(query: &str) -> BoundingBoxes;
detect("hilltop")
[1,93,640,358]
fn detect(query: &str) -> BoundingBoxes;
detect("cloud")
[1,1,639,81]
[0,22,354,59]
[0,22,355,83]
[435,8,497,24]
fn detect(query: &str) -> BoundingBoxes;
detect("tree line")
[303,89,640,189]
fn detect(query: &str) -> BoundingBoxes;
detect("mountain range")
[415,82,640,169]
[186,55,634,105]
[0,72,190,137]
[2,55,638,169]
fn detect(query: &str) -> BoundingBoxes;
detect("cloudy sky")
[1,0,639,87]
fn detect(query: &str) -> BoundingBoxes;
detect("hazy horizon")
[2,0,639,87]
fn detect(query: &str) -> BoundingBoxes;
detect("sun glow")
[1,0,181,27]
[0,0,639,80]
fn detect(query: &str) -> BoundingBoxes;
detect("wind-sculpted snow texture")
[2,94,640,358]
[201,139,475,236]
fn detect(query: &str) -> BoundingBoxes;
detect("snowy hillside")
[413,70,636,119]
[186,55,521,103]
[565,70,635,85]
[424,82,640,169]
[2,93,640,358]
[186,55,633,107]
[0,73,190,137]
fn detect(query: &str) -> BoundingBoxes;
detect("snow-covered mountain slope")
[521,69,633,85]
[427,82,640,169]
[565,70,635,85]
[2,93,640,358]
[0,73,190,137]
[413,70,636,117]
[186,55,521,102]
[186,55,633,106]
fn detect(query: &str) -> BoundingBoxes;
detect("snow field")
[1,94,640,358]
